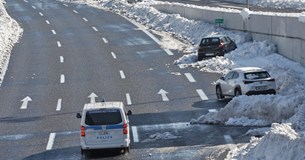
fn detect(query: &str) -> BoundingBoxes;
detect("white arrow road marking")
[51,30,56,35]
[120,70,126,79]
[196,89,208,100]
[39,12,43,16]
[158,89,169,101]
[73,10,78,14]
[126,93,132,105]
[56,99,62,111]
[82,17,88,22]
[102,38,108,44]
[20,96,32,109]
[88,93,98,103]
[131,126,139,143]
[60,74,65,83]
[46,20,50,24]
[46,133,56,150]
[208,109,218,113]
[60,56,64,63]
[185,73,196,82]
[111,52,117,59]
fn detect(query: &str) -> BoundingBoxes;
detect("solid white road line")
[63,4,69,7]
[51,30,56,35]
[120,70,126,79]
[224,135,234,144]
[56,99,62,111]
[82,17,88,22]
[185,73,196,82]
[57,41,61,47]
[39,12,44,16]
[102,38,108,44]
[46,133,56,150]
[92,26,98,32]
[73,10,78,14]
[46,20,50,24]
[208,109,218,113]
[126,93,132,105]
[111,52,117,59]
[60,74,65,84]
[196,89,209,100]
[131,126,139,143]
[60,56,64,63]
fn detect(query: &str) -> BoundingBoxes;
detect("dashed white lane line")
[60,56,64,63]
[60,74,65,84]
[102,38,108,44]
[131,126,139,143]
[56,99,62,111]
[63,4,69,7]
[82,17,88,22]
[24,0,28,3]
[224,135,234,144]
[57,41,62,47]
[32,6,36,9]
[92,26,98,32]
[196,89,208,100]
[73,10,78,14]
[111,52,117,59]
[126,93,132,105]
[46,20,50,24]
[185,73,196,82]
[120,70,126,79]
[208,109,218,113]
[51,30,56,35]
[39,12,44,16]
[46,133,56,150]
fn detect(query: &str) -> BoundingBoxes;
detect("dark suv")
[197,35,237,61]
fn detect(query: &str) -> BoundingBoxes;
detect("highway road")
[1,0,253,159]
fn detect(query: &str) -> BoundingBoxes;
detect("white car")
[76,101,132,155]
[215,67,276,100]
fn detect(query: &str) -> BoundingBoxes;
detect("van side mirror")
[76,113,82,118]
[127,110,132,116]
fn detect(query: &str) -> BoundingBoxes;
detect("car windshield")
[85,109,122,125]
[244,71,271,80]
[200,38,220,45]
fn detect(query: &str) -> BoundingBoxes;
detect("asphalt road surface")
[1,0,253,159]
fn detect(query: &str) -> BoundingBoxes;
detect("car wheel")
[198,53,205,61]
[234,88,241,97]
[216,85,224,100]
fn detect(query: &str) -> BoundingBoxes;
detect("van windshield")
[85,109,122,125]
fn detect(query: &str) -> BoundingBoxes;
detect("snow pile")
[239,8,251,20]
[228,123,305,160]
[142,132,180,142]
[0,1,23,82]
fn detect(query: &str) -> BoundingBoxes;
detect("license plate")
[98,131,109,135]
[206,53,214,56]
[256,86,267,91]
[97,135,112,140]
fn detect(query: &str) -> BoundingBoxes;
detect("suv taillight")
[81,126,85,137]
[218,42,224,49]
[123,123,128,135]
[267,78,275,82]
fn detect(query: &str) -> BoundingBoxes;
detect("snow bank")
[240,8,251,20]
[142,132,180,142]
[227,123,305,160]
[0,1,23,82]
[299,12,305,23]
[228,0,305,10]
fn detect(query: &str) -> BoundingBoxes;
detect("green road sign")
[215,18,224,24]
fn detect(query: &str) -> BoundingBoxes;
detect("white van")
[76,102,132,155]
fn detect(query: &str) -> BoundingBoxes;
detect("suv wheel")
[198,53,205,61]
[234,88,241,97]
[216,86,224,100]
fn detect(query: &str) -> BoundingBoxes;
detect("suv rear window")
[200,38,220,45]
[85,109,122,125]
[244,71,270,80]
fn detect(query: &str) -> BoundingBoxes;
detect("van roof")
[83,102,124,110]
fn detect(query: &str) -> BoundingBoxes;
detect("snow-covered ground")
[229,0,305,10]
[2,0,305,159]
[0,0,22,84]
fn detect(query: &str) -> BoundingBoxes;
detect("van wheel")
[124,146,130,153]
[234,88,241,97]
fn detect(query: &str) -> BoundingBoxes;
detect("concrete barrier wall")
[153,4,305,66]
